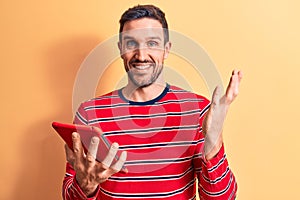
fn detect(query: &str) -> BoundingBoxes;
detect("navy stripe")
[102,124,200,136]
[118,84,170,105]
[109,167,193,181]
[201,173,233,196]
[125,154,195,165]
[228,181,237,199]
[88,109,201,124]
[85,102,130,110]
[199,103,210,117]
[119,139,204,150]
[90,95,119,101]
[84,98,205,111]
[202,166,230,184]
[169,88,190,93]
[207,154,226,173]
[75,112,88,125]
[189,195,196,200]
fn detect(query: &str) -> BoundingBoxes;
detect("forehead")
[122,18,164,40]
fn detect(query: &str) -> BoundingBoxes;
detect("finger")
[87,137,99,159]
[232,70,242,93]
[232,69,238,75]
[102,142,119,168]
[64,144,73,156]
[225,69,242,101]
[72,132,84,164]
[85,137,100,173]
[111,151,127,173]
[238,70,243,81]
[93,126,103,134]
[227,70,238,94]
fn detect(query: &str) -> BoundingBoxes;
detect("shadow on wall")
[12,35,103,200]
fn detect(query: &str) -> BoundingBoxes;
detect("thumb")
[64,144,75,166]
[211,85,221,106]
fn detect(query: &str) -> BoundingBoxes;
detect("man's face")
[118,18,171,88]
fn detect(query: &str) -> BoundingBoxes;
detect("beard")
[127,63,163,88]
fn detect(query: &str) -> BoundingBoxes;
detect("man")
[63,4,242,200]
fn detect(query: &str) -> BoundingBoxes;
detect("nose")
[134,47,148,61]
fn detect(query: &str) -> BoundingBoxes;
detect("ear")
[118,41,124,59]
[163,41,172,59]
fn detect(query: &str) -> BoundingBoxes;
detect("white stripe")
[207,154,226,173]
[109,167,194,182]
[63,178,73,199]
[200,173,233,197]
[201,166,230,184]
[75,111,88,125]
[89,94,119,101]
[88,109,201,124]
[85,98,205,111]
[125,154,195,166]
[120,140,201,150]
[100,124,199,136]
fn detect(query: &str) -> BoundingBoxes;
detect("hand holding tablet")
[51,121,127,173]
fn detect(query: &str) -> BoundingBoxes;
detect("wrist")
[205,141,222,160]
[75,176,99,197]
[204,135,223,161]
[82,186,99,197]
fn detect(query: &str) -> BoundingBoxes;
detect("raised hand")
[202,70,243,160]
[65,132,127,197]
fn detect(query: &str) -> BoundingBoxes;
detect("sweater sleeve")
[62,103,101,200]
[197,144,237,199]
[194,100,238,199]
[62,163,100,200]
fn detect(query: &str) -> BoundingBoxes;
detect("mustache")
[129,59,154,64]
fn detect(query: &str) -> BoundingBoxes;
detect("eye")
[126,40,138,49]
[147,41,159,47]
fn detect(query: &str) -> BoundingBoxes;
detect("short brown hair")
[119,5,169,44]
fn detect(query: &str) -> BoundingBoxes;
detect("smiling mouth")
[134,65,152,70]
[132,63,154,70]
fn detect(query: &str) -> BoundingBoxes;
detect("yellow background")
[1,0,300,199]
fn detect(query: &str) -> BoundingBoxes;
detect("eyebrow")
[123,36,162,41]
[123,36,135,40]
[146,36,162,41]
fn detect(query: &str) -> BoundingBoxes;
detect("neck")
[122,80,167,102]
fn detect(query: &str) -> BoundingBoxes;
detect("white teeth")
[135,65,151,70]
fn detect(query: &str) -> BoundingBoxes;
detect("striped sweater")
[63,84,237,199]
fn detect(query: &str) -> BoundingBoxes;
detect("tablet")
[52,121,126,171]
